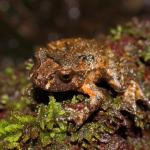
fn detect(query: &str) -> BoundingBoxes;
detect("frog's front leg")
[106,69,150,112]
[65,81,106,126]
[106,70,150,112]
[103,65,150,113]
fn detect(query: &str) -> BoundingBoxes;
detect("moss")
[71,121,113,145]
[1,94,32,111]
[37,97,68,146]
[71,95,85,104]
[140,46,150,63]
[0,112,35,149]
[144,83,150,99]
[4,132,22,149]
[110,25,123,40]
[37,96,67,131]
[25,59,34,71]
[4,67,16,80]
[0,96,68,149]
[0,64,33,113]
[1,94,9,105]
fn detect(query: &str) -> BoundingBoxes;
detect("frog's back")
[46,38,106,71]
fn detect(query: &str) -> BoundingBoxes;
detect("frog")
[30,38,149,126]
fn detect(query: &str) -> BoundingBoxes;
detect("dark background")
[0,0,150,64]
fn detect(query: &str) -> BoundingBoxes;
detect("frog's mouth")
[32,87,89,104]
[43,77,83,92]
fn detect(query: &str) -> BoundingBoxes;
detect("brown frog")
[30,38,149,126]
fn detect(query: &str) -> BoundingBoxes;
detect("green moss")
[110,25,123,40]
[0,64,32,112]
[144,83,150,99]
[25,59,34,71]
[37,97,67,146]
[111,97,122,110]
[0,96,68,149]
[1,95,32,111]
[4,132,22,147]
[71,94,85,104]
[40,132,52,147]
[4,67,15,77]
[0,112,35,149]
[71,121,113,145]
[37,97,67,130]
[140,46,150,62]
[11,112,35,124]
[1,94,9,104]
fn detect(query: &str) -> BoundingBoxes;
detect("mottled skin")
[30,38,149,126]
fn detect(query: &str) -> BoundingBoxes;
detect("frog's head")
[30,38,94,92]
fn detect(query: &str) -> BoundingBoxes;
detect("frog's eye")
[57,69,74,83]
[78,54,94,62]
